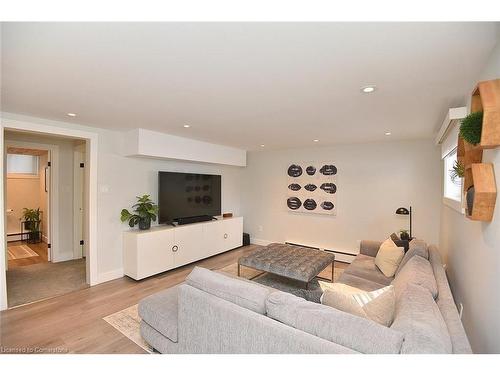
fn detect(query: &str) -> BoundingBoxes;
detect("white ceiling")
[1,22,498,150]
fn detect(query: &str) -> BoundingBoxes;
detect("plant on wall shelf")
[22,207,41,243]
[459,111,483,145]
[449,160,465,183]
[121,194,158,230]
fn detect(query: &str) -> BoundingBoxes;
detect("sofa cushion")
[343,254,394,286]
[375,246,404,277]
[138,285,179,343]
[392,255,438,299]
[186,266,271,314]
[321,284,396,327]
[396,239,428,276]
[391,283,452,354]
[266,291,404,354]
[336,271,387,291]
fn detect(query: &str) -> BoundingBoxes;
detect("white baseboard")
[98,268,124,284]
[7,234,22,242]
[42,235,49,243]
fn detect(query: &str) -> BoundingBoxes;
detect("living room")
[1,1,500,372]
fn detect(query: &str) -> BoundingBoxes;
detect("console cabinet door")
[221,217,243,251]
[134,229,175,279]
[172,224,205,267]
[202,220,225,257]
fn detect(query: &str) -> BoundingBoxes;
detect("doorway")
[4,134,88,308]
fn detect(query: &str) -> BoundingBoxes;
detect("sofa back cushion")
[391,283,452,353]
[266,291,404,354]
[392,255,438,299]
[396,239,428,276]
[186,267,271,314]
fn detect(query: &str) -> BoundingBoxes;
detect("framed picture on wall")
[286,162,338,215]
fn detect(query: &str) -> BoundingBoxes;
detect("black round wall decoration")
[287,164,303,177]
[306,166,316,175]
[304,184,317,192]
[287,197,302,210]
[303,199,317,210]
[288,183,302,191]
[320,164,337,176]
[321,201,334,210]
[320,182,337,194]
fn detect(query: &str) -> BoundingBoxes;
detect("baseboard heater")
[285,242,356,264]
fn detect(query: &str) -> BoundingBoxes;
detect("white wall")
[439,38,500,353]
[241,139,442,254]
[2,113,244,283]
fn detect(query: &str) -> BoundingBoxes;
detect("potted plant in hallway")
[120,194,159,230]
[22,207,42,243]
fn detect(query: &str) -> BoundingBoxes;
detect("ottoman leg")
[331,261,335,283]
[238,264,240,277]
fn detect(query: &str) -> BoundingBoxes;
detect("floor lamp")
[395,206,412,238]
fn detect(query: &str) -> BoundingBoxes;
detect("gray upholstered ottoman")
[238,243,335,289]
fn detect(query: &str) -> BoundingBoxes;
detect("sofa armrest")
[359,240,382,257]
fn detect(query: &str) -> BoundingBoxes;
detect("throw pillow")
[375,245,404,277]
[390,232,400,242]
[321,283,396,327]
[380,237,397,248]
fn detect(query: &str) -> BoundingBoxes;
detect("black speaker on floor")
[243,233,250,246]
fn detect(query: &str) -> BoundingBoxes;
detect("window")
[443,148,463,212]
[7,154,39,175]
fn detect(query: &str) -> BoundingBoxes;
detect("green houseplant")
[459,111,483,145]
[22,207,41,243]
[121,194,158,230]
[449,160,465,183]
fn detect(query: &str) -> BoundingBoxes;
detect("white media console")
[123,216,243,280]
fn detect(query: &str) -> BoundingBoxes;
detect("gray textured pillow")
[392,255,438,299]
[396,239,428,275]
[391,283,452,354]
[266,291,404,354]
[186,266,271,314]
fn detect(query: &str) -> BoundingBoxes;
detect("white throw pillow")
[321,283,396,327]
[375,245,404,277]
[380,237,397,248]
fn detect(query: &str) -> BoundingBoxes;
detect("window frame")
[442,147,464,214]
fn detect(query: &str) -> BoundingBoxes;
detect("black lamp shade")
[395,207,410,215]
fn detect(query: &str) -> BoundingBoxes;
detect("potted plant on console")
[121,194,159,230]
[22,207,42,243]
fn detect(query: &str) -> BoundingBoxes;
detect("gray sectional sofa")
[138,240,472,354]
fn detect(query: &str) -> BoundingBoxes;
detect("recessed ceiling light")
[183,124,190,128]
[260,144,265,147]
[67,113,76,117]
[361,85,377,93]
[385,132,392,136]
[313,139,320,142]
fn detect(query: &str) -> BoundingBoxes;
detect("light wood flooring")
[7,241,49,268]
[0,244,348,354]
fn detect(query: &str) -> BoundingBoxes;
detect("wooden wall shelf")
[463,163,497,222]
[471,79,500,149]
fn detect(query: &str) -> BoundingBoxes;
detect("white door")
[73,146,85,259]
[173,224,204,267]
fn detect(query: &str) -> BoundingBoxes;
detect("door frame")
[0,115,99,310]
[73,143,85,259]
[4,140,59,262]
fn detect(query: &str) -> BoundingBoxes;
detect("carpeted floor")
[6,258,87,307]
[103,262,344,352]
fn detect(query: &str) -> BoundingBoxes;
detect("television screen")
[158,171,221,223]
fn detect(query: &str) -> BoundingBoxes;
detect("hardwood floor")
[0,244,348,354]
[7,241,49,268]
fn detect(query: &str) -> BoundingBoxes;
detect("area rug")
[6,258,86,307]
[103,263,344,352]
[7,245,39,260]
[103,304,154,353]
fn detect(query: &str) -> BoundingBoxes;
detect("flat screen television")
[158,171,221,224]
